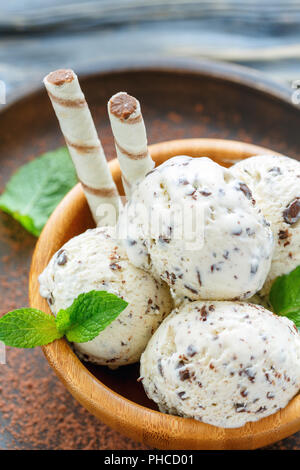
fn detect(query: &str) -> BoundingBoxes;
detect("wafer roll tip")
[44,69,75,86]
[108,92,142,124]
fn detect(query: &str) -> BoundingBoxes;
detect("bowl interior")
[29,138,300,449]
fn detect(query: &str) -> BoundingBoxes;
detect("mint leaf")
[0,291,128,349]
[269,265,300,327]
[0,147,77,236]
[282,311,300,329]
[56,291,128,343]
[0,309,63,348]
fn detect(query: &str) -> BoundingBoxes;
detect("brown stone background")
[0,68,299,449]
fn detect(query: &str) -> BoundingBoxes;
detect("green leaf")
[281,311,300,329]
[0,147,77,236]
[0,291,128,349]
[56,290,128,343]
[269,265,300,328]
[0,309,63,348]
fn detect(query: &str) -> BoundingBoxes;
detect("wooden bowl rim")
[29,138,300,450]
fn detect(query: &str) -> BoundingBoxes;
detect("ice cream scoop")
[232,154,300,294]
[119,156,274,301]
[140,300,300,428]
[39,226,173,368]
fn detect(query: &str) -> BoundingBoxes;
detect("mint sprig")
[269,265,300,328]
[0,291,128,348]
[0,147,77,236]
[0,309,63,348]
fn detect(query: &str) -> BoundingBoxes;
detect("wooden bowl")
[29,138,300,450]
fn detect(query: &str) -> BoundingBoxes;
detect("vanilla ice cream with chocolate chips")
[232,154,300,294]
[39,226,173,368]
[120,156,274,301]
[140,301,300,428]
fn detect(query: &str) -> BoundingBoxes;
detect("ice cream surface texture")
[39,226,173,368]
[232,155,300,294]
[140,301,300,428]
[120,156,274,301]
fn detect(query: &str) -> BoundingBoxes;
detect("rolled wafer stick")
[44,69,120,226]
[108,92,155,197]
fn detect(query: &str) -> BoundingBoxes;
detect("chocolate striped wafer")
[108,92,154,197]
[44,69,120,226]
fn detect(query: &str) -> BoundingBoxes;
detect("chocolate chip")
[211,262,223,272]
[157,359,164,377]
[109,262,121,270]
[278,229,289,240]
[186,188,197,197]
[57,250,68,266]
[237,182,255,205]
[158,235,171,244]
[234,403,247,413]
[250,262,258,275]
[187,345,197,357]
[239,367,256,383]
[48,293,54,305]
[246,227,255,236]
[196,269,202,287]
[256,406,267,414]
[176,360,185,369]
[268,167,282,175]
[265,373,273,384]
[199,305,208,321]
[200,190,212,197]
[184,284,198,295]
[165,272,177,285]
[179,368,190,381]
[179,354,188,361]
[177,391,187,400]
[241,290,251,299]
[110,93,137,119]
[283,197,300,225]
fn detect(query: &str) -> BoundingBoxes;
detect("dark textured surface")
[2,0,300,97]
[0,66,299,449]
